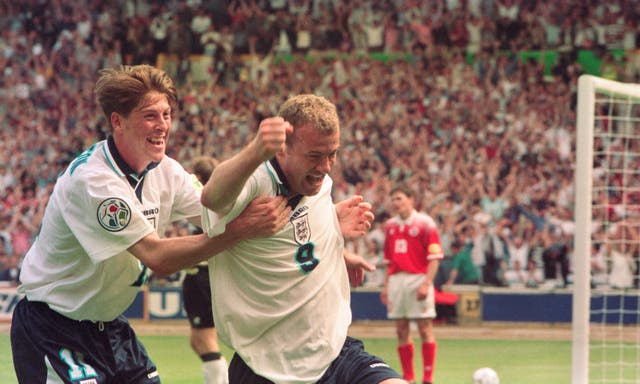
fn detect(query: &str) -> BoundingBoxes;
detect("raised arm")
[201,117,293,215]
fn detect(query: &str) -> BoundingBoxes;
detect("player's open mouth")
[307,175,324,184]
[147,137,164,145]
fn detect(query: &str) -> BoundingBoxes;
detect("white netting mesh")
[574,75,640,384]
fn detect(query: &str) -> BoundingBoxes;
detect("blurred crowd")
[1,0,640,289]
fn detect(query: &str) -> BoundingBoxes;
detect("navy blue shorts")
[11,298,160,384]
[228,336,401,383]
[182,265,215,328]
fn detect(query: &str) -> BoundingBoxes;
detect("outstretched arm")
[130,195,290,276]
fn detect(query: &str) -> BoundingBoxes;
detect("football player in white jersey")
[201,94,406,384]
[10,64,290,384]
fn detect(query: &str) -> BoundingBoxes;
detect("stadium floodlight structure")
[573,74,640,384]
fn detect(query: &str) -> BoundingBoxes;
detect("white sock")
[202,356,228,384]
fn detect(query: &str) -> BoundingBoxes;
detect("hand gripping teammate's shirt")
[18,138,202,322]
[202,160,350,384]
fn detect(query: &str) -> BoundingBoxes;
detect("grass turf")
[1,334,572,383]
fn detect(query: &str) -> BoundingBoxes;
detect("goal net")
[573,75,640,384]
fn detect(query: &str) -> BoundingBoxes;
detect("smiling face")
[277,124,340,197]
[112,91,171,173]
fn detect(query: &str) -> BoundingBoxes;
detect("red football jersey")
[383,210,443,275]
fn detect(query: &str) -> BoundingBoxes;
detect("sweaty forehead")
[291,125,340,151]
[135,92,169,112]
[311,135,340,150]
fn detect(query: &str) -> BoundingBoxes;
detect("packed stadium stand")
[1,0,640,293]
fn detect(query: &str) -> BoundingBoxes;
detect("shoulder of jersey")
[416,212,437,227]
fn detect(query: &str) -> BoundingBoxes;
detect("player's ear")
[275,148,287,160]
[111,112,121,130]
[285,121,294,136]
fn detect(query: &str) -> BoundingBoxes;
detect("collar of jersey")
[105,136,160,181]
[267,158,302,208]
[397,209,417,224]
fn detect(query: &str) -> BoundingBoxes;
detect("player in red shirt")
[381,185,443,384]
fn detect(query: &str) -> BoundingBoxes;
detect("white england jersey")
[203,161,351,384]
[19,139,202,321]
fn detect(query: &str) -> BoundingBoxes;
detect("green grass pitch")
[1,334,572,383]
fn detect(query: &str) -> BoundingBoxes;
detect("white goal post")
[573,74,640,384]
